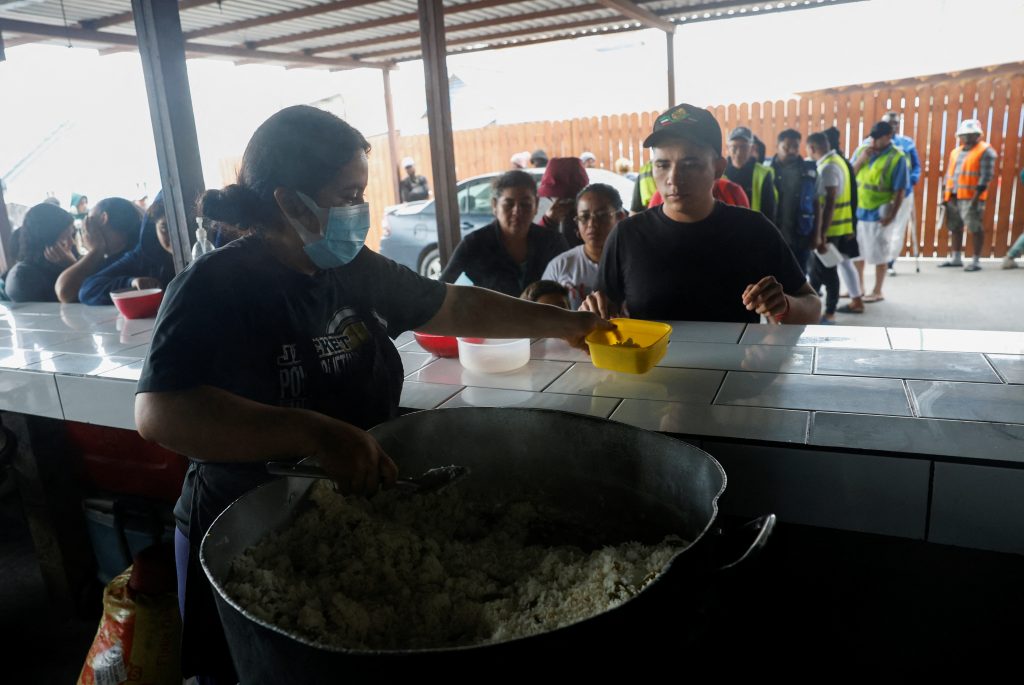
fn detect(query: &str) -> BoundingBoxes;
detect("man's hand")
[131,277,162,290]
[880,214,893,227]
[579,291,619,320]
[816,238,829,255]
[82,216,107,255]
[545,198,575,224]
[742,276,788,323]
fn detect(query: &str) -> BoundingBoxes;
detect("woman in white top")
[541,183,626,309]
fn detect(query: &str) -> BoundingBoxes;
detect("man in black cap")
[530,149,549,168]
[723,126,777,223]
[581,104,820,324]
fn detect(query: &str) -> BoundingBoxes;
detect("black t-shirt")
[4,260,63,302]
[598,203,806,323]
[136,235,447,536]
[439,221,568,296]
[772,157,805,245]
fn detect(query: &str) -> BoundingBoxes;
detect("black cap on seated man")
[580,103,821,325]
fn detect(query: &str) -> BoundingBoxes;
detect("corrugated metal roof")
[0,0,863,69]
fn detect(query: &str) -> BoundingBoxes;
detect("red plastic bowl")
[413,331,459,357]
[110,288,164,319]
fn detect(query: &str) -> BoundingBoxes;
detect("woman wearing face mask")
[438,169,568,296]
[133,106,610,684]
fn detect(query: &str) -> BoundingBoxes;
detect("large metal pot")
[201,407,772,682]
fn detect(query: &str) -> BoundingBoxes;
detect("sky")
[1,0,1022,208]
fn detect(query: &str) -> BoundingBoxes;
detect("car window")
[458,179,494,214]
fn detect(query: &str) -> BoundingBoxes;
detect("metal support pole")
[132,0,206,274]
[666,31,676,109]
[418,0,460,266]
[0,179,12,273]
[382,68,402,206]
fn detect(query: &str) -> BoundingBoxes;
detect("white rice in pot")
[224,481,685,650]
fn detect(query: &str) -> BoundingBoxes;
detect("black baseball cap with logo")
[642,103,723,156]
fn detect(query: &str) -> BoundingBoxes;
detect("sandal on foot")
[836,304,864,314]
[863,294,885,303]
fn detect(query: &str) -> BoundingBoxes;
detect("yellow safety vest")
[818,153,854,237]
[854,144,905,211]
[638,161,656,207]
[751,163,777,215]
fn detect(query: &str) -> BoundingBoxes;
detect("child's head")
[521,280,570,309]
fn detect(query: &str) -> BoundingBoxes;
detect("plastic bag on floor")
[78,545,181,685]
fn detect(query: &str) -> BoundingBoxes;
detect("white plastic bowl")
[457,337,530,374]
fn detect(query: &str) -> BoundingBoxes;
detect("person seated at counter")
[521,279,570,308]
[537,157,590,247]
[132,105,611,684]
[542,182,626,309]
[3,202,78,303]
[581,104,821,325]
[55,197,142,303]
[438,170,568,297]
[79,193,176,305]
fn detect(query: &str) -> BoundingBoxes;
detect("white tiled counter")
[3,302,1024,554]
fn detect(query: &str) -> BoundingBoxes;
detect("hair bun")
[199,184,258,227]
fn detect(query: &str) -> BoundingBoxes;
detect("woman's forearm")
[135,385,325,463]
[420,285,579,339]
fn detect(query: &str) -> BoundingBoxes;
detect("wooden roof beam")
[309,3,604,56]
[247,0,531,50]
[354,15,623,59]
[81,0,222,30]
[595,0,674,32]
[0,18,391,71]
[184,0,381,40]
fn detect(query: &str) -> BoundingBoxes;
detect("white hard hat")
[956,119,983,137]
[580,151,596,162]
[401,156,415,168]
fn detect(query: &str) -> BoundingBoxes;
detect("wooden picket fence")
[224,66,1024,258]
[710,72,1024,259]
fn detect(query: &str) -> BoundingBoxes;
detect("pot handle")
[710,514,776,571]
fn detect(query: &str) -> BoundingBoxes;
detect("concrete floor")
[820,257,1024,331]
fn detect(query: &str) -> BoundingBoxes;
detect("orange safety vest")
[945,141,991,202]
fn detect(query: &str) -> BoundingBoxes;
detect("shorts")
[855,220,893,265]
[946,199,985,234]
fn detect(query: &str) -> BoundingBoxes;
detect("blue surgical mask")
[288,191,370,269]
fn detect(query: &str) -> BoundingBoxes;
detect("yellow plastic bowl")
[586,319,672,374]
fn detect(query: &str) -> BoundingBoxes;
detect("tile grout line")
[709,369,730,406]
[980,353,1009,384]
[606,397,625,420]
[538,361,575,394]
[50,372,68,421]
[902,379,921,418]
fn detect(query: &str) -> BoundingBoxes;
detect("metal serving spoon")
[266,461,468,495]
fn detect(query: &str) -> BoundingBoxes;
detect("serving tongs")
[266,461,468,495]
